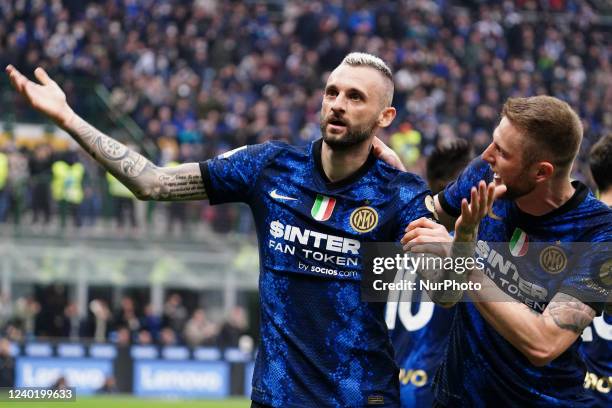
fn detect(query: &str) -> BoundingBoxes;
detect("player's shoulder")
[573,187,612,242]
[220,140,306,163]
[262,140,311,159]
[376,159,427,188]
[457,156,492,183]
[375,160,431,203]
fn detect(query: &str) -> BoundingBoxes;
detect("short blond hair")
[340,52,394,106]
[502,96,583,171]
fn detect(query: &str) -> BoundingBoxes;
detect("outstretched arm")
[6,65,206,201]
[468,275,596,366]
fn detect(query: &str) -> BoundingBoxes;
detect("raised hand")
[455,180,506,240]
[6,65,74,127]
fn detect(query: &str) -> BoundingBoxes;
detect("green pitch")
[2,396,250,408]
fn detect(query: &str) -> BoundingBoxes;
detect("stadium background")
[0,0,610,406]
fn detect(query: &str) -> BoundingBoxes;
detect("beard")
[320,115,377,151]
[500,172,537,200]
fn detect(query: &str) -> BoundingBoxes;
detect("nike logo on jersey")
[270,189,297,201]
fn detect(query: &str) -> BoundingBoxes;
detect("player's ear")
[377,106,396,128]
[535,161,554,182]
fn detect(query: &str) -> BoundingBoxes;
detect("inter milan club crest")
[311,194,336,222]
[509,228,529,257]
[350,206,379,233]
[539,246,568,274]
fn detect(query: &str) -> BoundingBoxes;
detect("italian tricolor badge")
[311,194,336,221]
[509,228,529,257]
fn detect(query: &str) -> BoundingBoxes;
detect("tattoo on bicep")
[145,168,206,200]
[545,294,596,334]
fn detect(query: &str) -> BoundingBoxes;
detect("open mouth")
[493,172,502,184]
[327,118,347,127]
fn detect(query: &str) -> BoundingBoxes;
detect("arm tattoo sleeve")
[545,293,596,334]
[66,114,206,201]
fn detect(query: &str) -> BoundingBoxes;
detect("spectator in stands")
[0,337,14,387]
[426,138,474,194]
[106,172,138,235]
[159,327,178,346]
[140,303,162,342]
[114,326,132,346]
[137,329,154,345]
[184,308,218,347]
[589,133,612,205]
[4,322,24,343]
[14,296,39,340]
[0,147,9,223]
[0,0,609,234]
[162,293,188,334]
[112,296,140,336]
[28,143,53,228]
[96,375,119,394]
[35,284,68,338]
[0,293,11,331]
[4,145,29,227]
[51,151,84,231]
[218,306,248,349]
[88,299,111,343]
[62,302,82,341]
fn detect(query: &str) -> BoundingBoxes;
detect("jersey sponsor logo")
[269,221,360,254]
[475,240,548,310]
[509,228,529,257]
[399,368,428,387]
[269,189,297,201]
[350,206,378,233]
[539,246,567,274]
[311,194,336,221]
[584,371,611,395]
[268,221,360,268]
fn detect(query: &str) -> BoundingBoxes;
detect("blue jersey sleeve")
[393,173,434,242]
[199,142,280,205]
[439,157,493,217]
[557,241,612,315]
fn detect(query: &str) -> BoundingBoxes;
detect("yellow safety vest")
[0,153,7,190]
[51,161,85,203]
[390,129,422,167]
[106,172,134,198]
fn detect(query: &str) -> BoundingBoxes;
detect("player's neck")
[599,189,612,207]
[515,179,575,216]
[321,140,372,183]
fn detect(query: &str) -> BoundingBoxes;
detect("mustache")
[323,115,349,126]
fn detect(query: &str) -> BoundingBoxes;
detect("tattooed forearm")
[544,293,596,334]
[64,114,206,201]
[69,115,149,176]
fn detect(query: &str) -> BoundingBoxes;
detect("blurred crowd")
[0,0,610,233]
[0,288,251,349]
